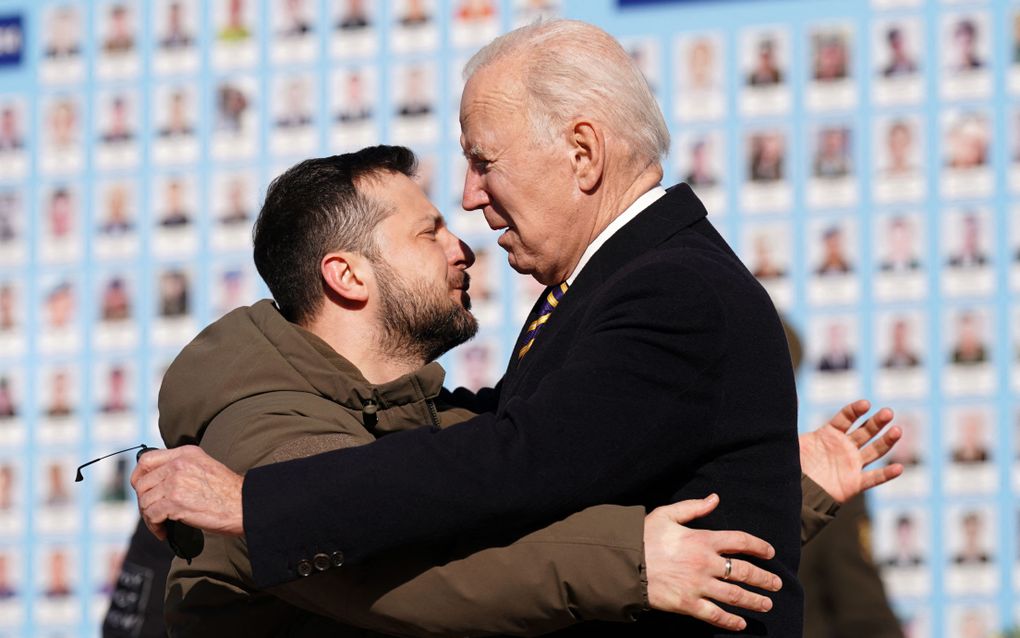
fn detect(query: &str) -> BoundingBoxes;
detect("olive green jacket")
[159,300,837,637]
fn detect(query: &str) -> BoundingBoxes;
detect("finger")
[707,580,773,614]
[725,558,782,592]
[709,531,775,560]
[132,460,174,498]
[828,399,871,432]
[137,491,169,541]
[860,425,902,466]
[858,464,904,492]
[848,407,894,448]
[656,494,720,525]
[133,447,178,476]
[693,599,748,632]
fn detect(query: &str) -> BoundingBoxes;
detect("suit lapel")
[500,184,711,399]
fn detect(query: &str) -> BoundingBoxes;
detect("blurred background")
[0,0,1017,635]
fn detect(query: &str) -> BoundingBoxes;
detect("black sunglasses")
[76,444,205,563]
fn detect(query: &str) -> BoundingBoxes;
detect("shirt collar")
[566,185,667,286]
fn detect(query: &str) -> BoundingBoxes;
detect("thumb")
[656,494,720,525]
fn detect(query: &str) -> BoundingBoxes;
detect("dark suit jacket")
[242,184,803,635]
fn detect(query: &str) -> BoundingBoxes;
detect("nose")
[461,166,488,212]
[444,229,475,270]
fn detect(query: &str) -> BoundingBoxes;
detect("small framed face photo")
[873,114,924,203]
[152,173,198,256]
[39,275,78,354]
[621,37,662,97]
[741,129,791,214]
[740,222,792,310]
[807,218,859,306]
[673,33,725,122]
[39,4,85,84]
[94,271,139,351]
[270,74,318,157]
[38,183,81,264]
[154,267,196,346]
[93,179,138,261]
[153,0,200,75]
[943,306,996,397]
[213,0,259,69]
[96,1,141,79]
[873,506,929,596]
[872,16,924,106]
[0,280,23,356]
[211,170,258,250]
[451,0,500,50]
[152,84,199,165]
[211,263,258,318]
[330,0,378,59]
[0,188,25,266]
[740,27,791,116]
[941,12,992,100]
[807,123,856,209]
[873,212,926,301]
[39,94,84,175]
[945,505,998,595]
[806,23,855,111]
[94,90,140,170]
[0,98,28,177]
[941,207,995,298]
[808,315,861,402]
[879,408,928,495]
[331,66,379,151]
[449,338,502,394]
[874,310,927,399]
[674,131,725,215]
[0,371,22,439]
[390,62,438,146]
[37,365,79,443]
[391,0,439,54]
[941,109,993,200]
[212,77,259,160]
[271,0,317,64]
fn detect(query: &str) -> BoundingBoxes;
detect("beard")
[373,259,479,365]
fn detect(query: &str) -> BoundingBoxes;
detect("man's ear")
[321,252,370,303]
[570,120,604,192]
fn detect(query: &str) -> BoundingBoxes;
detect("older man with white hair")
[134,20,901,636]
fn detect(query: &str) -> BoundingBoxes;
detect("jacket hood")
[158,299,446,447]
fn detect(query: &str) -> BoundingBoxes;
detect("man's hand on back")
[131,445,245,539]
[644,495,781,632]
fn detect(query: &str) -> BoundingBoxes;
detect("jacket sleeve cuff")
[800,472,840,545]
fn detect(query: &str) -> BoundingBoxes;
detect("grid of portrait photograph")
[0,0,1018,636]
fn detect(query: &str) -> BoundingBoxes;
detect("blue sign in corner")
[0,15,24,68]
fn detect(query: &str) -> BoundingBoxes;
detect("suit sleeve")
[801,473,840,545]
[174,398,648,635]
[271,504,648,637]
[244,259,730,588]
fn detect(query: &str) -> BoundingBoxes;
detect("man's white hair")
[463,19,670,167]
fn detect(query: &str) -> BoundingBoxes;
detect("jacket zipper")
[425,398,440,428]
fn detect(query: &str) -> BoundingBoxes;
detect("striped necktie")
[518,282,569,359]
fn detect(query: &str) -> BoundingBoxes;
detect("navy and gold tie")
[518,282,569,359]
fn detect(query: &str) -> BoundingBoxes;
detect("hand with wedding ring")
[643,494,781,632]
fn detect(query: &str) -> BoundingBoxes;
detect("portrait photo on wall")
[808,314,861,402]
[674,131,725,215]
[272,0,317,64]
[330,0,378,58]
[622,36,662,96]
[392,0,439,53]
[92,361,138,445]
[153,173,198,257]
[40,94,83,175]
[807,218,859,306]
[94,179,138,262]
[331,66,379,150]
[39,4,85,85]
[211,170,258,250]
[39,275,78,354]
[873,212,926,301]
[270,74,318,157]
[806,23,855,111]
[0,549,21,624]
[944,405,997,495]
[741,128,791,213]
[872,15,922,106]
[0,188,25,266]
[0,98,27,178]
[213,0,259,69]
[35,544,80,626]
[740,27,791,116]
[0,459,23,530]
[945,505,998,596]
[874,310,927,399]
[211,263,258,318]
[942,207,995,298]
[37,365,79,447]
[390,62,439,145]
[451,0,500,49]
[877,408,928,496]
[873,114,925,203]
[740,221,792,310]
[941,108,993,199]
[213,77,258,159]
[807,123,856,209]
[941,12,991,100]
[154,267,196,346]
[39,183,80,264]
[153,0,200,75]
[449,338,502,393]
[874,506,930,597]
[94,271,139,351]
[673,33,725,122]
[944,306,996,397]
[153,84,199,165]
[96,1,141,80]
[95,90,140,171]
[0,281,21,358]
